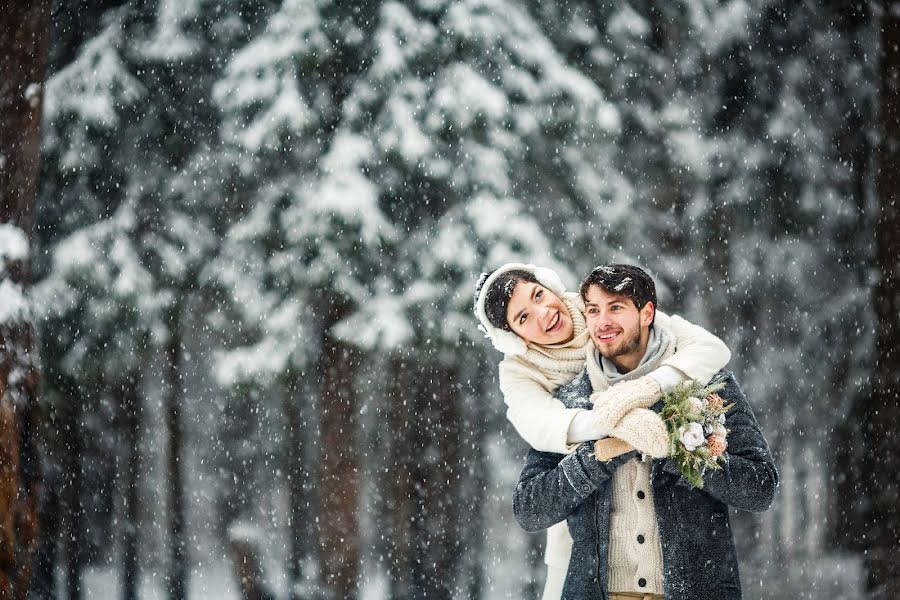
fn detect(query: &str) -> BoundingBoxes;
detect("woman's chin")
[544,324,574,345]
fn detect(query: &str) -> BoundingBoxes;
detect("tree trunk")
[386,358,413,600]
[317,332,359,600]
[28,463,58,600]
[385,359,464,600]
[122,372,142,600]
[165,310,187,600]
[228,539,274,600]
[459,361,489,600]
[0,0,49,597]
[407,363,462,600]
[864,2,900,595]
[63,388,84,600]
[283,376,316,599]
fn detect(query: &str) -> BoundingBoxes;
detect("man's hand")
[594,438,634,461]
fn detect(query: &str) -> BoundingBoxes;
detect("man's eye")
[535,290,543,300]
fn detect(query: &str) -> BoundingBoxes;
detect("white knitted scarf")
[514,292,594,389]
[586,324,676,392]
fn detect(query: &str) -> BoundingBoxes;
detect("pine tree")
[0,1,50,597]
[857,1,900,596]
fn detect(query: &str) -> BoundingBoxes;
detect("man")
[513,264,777,600]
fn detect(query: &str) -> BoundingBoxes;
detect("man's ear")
[640,301,655,329]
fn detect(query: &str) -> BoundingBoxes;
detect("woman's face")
[505,281,574,346]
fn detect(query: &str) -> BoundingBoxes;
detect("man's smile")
[595,329,621,343]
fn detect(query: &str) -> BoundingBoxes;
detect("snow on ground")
[740,553,866,600]
[79,562,239,599]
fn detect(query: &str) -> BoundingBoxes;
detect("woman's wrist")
[566,409,609,444]
[647,365,687,393]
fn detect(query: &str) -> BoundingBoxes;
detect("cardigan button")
[580,484,591,493]
[637,534,645,544]
[638,578,647,588]
[637,490,646,499]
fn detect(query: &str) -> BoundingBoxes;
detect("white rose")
[679,422,706,452]
[718,413,726,425]
[686,396,705,418]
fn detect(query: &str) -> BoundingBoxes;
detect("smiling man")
[582,264,658,375]
[512,264,778,600]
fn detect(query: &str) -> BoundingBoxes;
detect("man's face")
[584,285,654,371]
[506,281,574,346]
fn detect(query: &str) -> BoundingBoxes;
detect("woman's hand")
[590,377,663,430]
[603,407,669,459]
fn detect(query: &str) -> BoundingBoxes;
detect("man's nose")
[593,311,612,328]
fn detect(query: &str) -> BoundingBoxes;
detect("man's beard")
[598,328,642,360]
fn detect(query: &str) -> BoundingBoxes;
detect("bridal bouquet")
[660,379,733,489]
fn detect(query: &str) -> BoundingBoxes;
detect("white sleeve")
[647,365,687,393]
[653,312,732,385]
[499,358,583,454]
[566,410,609,444]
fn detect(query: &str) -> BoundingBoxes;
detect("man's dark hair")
[579,264,657,325]
[476,269,539,331]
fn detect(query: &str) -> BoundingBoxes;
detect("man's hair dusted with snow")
[480,269,539,331]
[579,264,657,325]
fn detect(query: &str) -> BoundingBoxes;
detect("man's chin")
[593,343,622,359]
[594,338,641,361]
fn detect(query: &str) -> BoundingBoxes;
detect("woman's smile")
[506,282,575,345]
[546,311,562,333]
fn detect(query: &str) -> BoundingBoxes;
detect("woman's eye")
[519,314,527,325]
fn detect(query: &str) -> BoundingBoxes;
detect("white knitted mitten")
[605,407,669,458]
[590,376,663,430]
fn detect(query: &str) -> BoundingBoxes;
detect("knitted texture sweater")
[585,327,676,595]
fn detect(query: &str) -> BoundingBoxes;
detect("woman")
[473,262,731,600]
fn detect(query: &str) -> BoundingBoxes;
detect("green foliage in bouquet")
[660,379,733,489]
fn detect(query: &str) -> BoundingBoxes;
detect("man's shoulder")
[710,369,735,384]
[710,369,740,390]
[553,369,592,409]
[709,369,755,409]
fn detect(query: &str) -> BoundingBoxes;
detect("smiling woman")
[507,280,575,345]
[481,269,575,347]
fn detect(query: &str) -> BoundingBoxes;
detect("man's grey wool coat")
[512,370,778,600]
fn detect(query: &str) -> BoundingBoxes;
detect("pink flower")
[707,434,727,457]
[706,393,724,410]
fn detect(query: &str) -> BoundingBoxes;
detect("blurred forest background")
[1,0,898,599]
